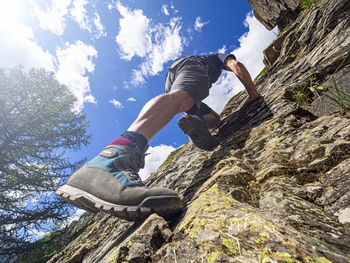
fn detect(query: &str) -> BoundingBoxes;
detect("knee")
[167,89,195,113]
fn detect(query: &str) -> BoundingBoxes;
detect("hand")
[242,94,261,107]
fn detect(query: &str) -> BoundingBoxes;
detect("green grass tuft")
[225,91,244,107]
[160,143,187,168]
[293,75,349,109]
[300,0,319,10]
[323,82,350,109]
[257,66,269,79]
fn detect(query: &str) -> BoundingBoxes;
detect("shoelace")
[128,172,142,183]
[116,145,149,184]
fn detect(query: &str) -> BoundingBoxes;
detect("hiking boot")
[56,143,182,221]
[178,114,218,150]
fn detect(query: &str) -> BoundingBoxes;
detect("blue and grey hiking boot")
[178,114,218,150]
[56,141,182,221]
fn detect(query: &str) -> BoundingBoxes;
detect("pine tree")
[0,67,90,260]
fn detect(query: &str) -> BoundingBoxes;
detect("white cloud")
[130,69,146,86]
[93,12,107,38]
[115,2,152,60]
[127,97,136,102]
[0,20,54,70]
[32,0,105,39]
[109,98,124,109]
[217,45,227,54]
[56,40,98,112]
[32,0,72,35]
[162,5,169,16]
[203,13,277,113]
[170,5,179,14]
[115,2,184,87]
[194,16,209,32]
[139,144,176,180]
[131,17,183,86]
[143,17,183,76]
[235,14,278,77]
[69,0,106,39]
[70,0,90,32]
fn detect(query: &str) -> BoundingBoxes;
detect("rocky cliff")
[48,0,350,262]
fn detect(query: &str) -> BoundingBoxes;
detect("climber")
[56,53,260,221]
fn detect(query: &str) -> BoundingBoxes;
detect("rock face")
[49,0,350,262]
[248,0,301,30]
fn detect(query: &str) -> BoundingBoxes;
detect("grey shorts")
[165,56,211,112]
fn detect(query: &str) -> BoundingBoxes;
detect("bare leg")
[128,89,195,141]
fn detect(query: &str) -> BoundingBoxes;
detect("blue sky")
[0,0,277,231]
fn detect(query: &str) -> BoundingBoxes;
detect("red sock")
[108,137,135,147]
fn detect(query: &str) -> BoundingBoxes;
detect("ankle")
[121,131,148,151]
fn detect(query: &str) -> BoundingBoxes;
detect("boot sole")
[178,115,218,150]
[56,184,182,221]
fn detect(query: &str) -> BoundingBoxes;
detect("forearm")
[233,63,259,97]
[225,59,260,99]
